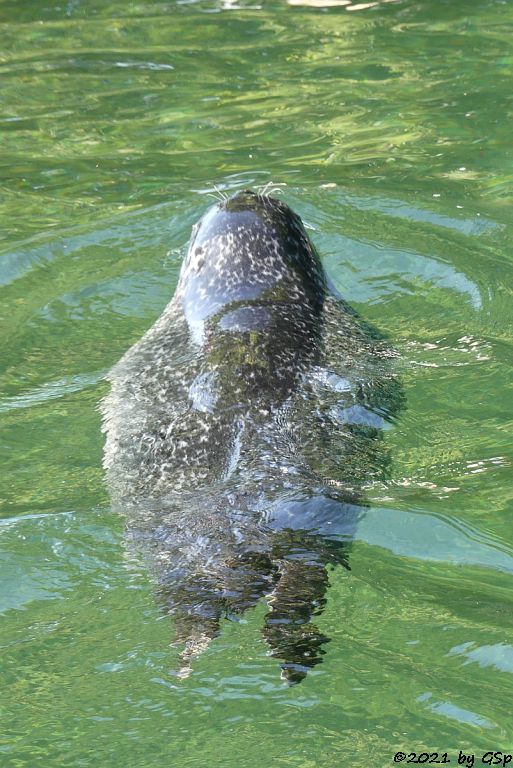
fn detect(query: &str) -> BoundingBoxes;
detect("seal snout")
[178,189,326,340]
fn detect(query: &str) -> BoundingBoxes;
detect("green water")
[2,0,513,764]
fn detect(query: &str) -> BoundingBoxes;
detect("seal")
[102,190,400,683]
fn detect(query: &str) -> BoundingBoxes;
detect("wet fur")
[102,191,400,683]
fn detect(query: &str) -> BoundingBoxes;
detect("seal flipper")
[263,555,330,684]
[162,552,280,678]
[257,528,351,684]
[166,576,223,680]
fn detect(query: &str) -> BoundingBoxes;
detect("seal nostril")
[195,246,205,271]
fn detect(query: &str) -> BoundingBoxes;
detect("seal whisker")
[206,187,225,203]
[258,181,286,199]
[214,183,229,202]
[259,180,273,197]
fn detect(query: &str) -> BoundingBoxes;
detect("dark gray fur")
[102,191,400,683]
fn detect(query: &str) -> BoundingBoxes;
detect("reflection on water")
[417,693,495,730]
[449,643,513,675]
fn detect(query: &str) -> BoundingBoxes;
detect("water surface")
[1,0,513,765]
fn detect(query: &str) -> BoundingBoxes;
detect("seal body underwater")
[102,190,401,683]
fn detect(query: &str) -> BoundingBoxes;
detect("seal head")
[175,190,327,399]
[177,190,326,340]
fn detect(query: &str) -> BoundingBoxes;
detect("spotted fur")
[102,191,401,683]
